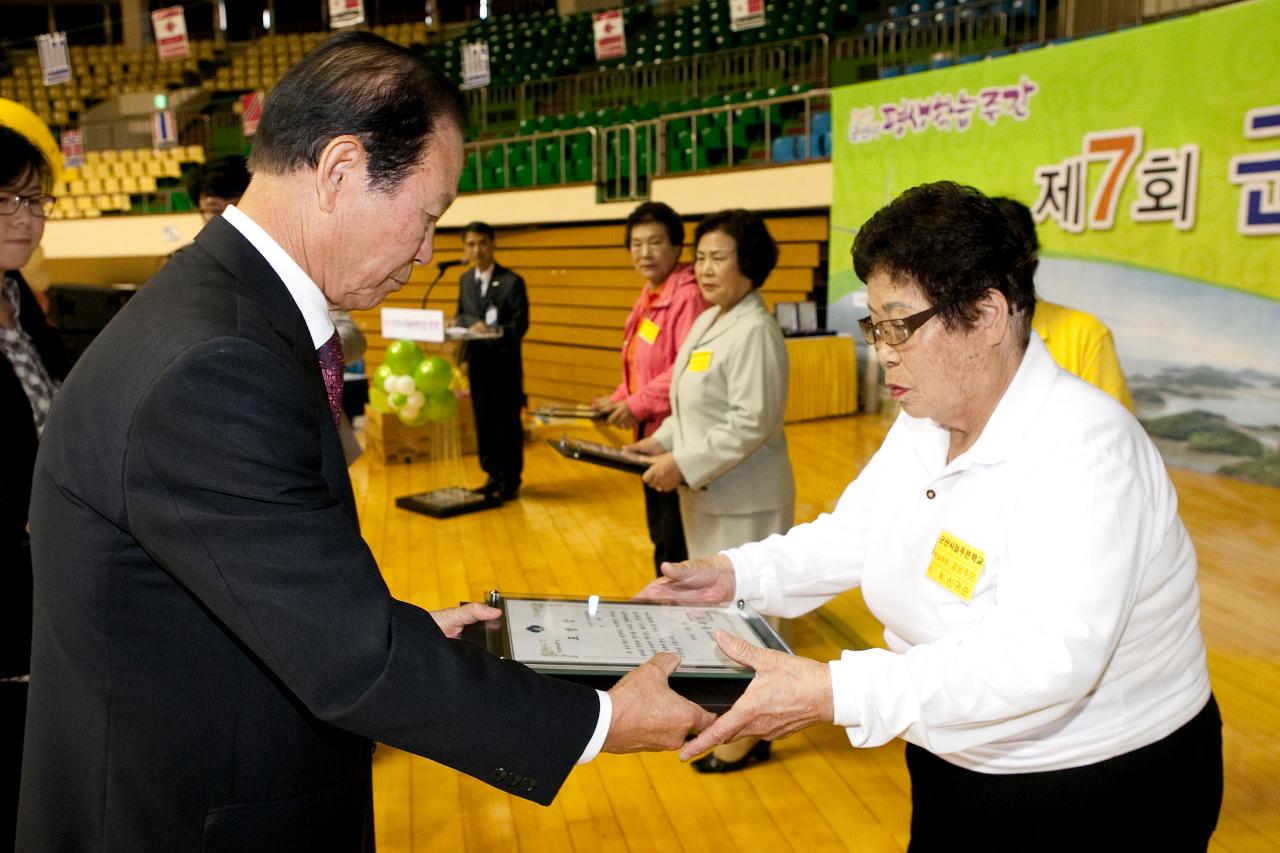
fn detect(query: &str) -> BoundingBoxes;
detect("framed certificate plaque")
[460,591,791,711]
[549,435,652,475]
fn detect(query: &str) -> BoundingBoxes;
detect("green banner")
[830,0,1279,302]
[828,0,1280,486]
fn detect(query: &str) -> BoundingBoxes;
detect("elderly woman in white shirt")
[641,181,1221,851]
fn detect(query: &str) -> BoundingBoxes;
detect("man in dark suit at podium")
[455,221,528,501]
[17,32,712,852]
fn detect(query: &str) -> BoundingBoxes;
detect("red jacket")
[609,262,707,437]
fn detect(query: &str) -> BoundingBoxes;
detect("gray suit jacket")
[654,290,794,517]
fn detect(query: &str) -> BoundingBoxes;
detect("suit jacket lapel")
[193,218,358,524]
[692,291,763,348]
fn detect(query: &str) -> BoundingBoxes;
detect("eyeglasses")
[0,193,56,218]
[858,305,940,346]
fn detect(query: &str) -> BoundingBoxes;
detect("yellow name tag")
[638,318,661,344]
[688,349,713,372]
[926,529,986,602]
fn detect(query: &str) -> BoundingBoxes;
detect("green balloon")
[389,392,408,409]
[423,389,459,422]
[397,406,430,427]
[372,363,395,394]
[412,356,452,395]
[368,386,392,414]
[383,339,423,375]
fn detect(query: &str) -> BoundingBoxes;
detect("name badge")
[926,529,986,602]
[688,349,713,372]
[485,305,499,327]
[638,318,661,344]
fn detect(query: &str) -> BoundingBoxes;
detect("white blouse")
[725,335,1211,773]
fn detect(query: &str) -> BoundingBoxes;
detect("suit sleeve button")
[522,778,537,792]
[491,768,508,783]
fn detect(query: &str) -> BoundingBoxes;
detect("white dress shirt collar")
[221,204,336,349]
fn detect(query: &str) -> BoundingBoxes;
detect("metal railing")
[463,125,598,192]
[460,88,831,202]
[870,0,1051,72]
[600,88,832,202]
[465,33,830,132]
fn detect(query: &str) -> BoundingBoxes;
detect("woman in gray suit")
[628,208,794,772]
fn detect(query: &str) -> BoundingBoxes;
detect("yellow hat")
[0,97,63,178]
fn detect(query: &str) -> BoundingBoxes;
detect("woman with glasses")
[628,208,794,773]
[641,182,1221,851]
[0,124,65,847]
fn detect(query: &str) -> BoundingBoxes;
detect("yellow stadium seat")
[120,176,139,194]
[69,179,87,195]
[101,149,119,162]
[138,176,158,193]
[84,151,102,164]
[75,195,95,211]
[85,179,104,195]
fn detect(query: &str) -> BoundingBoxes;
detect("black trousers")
[906,695,1223,853]
[470,370,524,491]
[643,483,687,575]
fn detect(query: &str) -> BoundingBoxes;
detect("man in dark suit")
[18,32,712,852]
[455,222,527,500]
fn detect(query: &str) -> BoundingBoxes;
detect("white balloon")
[400,404,421,419]
[382,375,398,393]
[407,391,425,408]
[393,375,416,395]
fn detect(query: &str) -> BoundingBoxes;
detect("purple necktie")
[317,330,344,431]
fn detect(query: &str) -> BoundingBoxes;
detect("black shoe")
[497,485,520,501]
[471,480,501,498]
[691,740,772,774]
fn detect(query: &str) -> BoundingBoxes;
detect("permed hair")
[853,181,1037,345]
[693,208,779,289]
[625,201,684,248]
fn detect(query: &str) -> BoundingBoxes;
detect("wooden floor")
[351,413,1280,852]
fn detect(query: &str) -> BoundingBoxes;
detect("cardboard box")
[363,398,478,464]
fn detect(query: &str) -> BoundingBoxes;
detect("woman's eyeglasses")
[857,306,940,346]
[0,193,57,218]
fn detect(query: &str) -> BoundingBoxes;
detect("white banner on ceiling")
[37,32,72,85]
[593,10,627,61]
[461,41,491,90]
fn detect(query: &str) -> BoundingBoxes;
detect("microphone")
[421,260,462,309]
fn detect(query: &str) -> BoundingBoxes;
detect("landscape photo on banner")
[827,0,1280,487]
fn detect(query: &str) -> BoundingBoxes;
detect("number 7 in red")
[1084,128,1144,230]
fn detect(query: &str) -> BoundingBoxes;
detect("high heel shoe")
[691,739,772,774]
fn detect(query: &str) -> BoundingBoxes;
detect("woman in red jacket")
[594,202,708,574]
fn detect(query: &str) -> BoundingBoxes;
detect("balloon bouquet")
[368,339,460,426]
